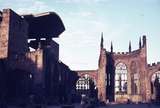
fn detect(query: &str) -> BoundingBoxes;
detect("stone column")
[97,48,107,102]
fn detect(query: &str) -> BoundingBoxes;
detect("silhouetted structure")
[0,8,78,106]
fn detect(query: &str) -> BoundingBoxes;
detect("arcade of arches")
[74,71,98,102]
[76,74,97,97]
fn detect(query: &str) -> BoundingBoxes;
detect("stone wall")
[0,9,28,59]
[112,36,148,102]
[95,35,155,103]
[76,70,98,83]
[0,9,10,58]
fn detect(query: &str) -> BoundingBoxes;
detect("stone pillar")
[139,35,147,102]
[145,75,151,102]
[97,48,107,102]
[0,9,10,58]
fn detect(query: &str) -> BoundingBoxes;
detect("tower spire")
[129,41,131,53]
[139,37,142,49]
[100,32,104,49]
[111,41,113,52]
[142,35,146,47]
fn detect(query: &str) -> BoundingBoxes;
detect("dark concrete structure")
[0,8,78,105]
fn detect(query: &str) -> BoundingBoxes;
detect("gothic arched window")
[151,71,160,99]
[151,71,160,94]
[151,71,160,83]
[115,62,128,95]
[76,74,90,90]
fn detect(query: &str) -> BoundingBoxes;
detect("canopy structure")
[22,12,65,39]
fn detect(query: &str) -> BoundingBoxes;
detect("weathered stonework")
[97,48,107,102]
[0,9,10,58]
[96,35,160,103]
[76,35,160,103]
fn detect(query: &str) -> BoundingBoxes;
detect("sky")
[0,0,160,70]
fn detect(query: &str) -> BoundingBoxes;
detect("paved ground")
[50,104,160,108]
[100,104,160,108]
[6,103,160,108]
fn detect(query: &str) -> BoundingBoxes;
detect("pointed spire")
[139,37,142,49]
[111,41,113,52]
[100,32,104,49]
[142,35,146,47]
[129,41,131,53]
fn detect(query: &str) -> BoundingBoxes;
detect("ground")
[6,103,160,108]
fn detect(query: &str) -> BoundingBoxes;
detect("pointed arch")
[150,71,160,101]
[76,74,96,91]
[115,62,128,95]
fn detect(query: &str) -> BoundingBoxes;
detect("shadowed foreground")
[4,103,160,108]
[53,104,159,108]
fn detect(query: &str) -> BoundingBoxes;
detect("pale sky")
[0,0,160,70]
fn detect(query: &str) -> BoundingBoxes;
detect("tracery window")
[151,71,160,83]
[115,62,128,94]
[151,71,160,97]
[76,74,90,90]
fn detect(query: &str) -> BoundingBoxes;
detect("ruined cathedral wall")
[147,62,160,77]
[146,63,160,100]
[138,45,149,102]
[0,9,10,58]
[76,70,98,84]
[113,46,148,102]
